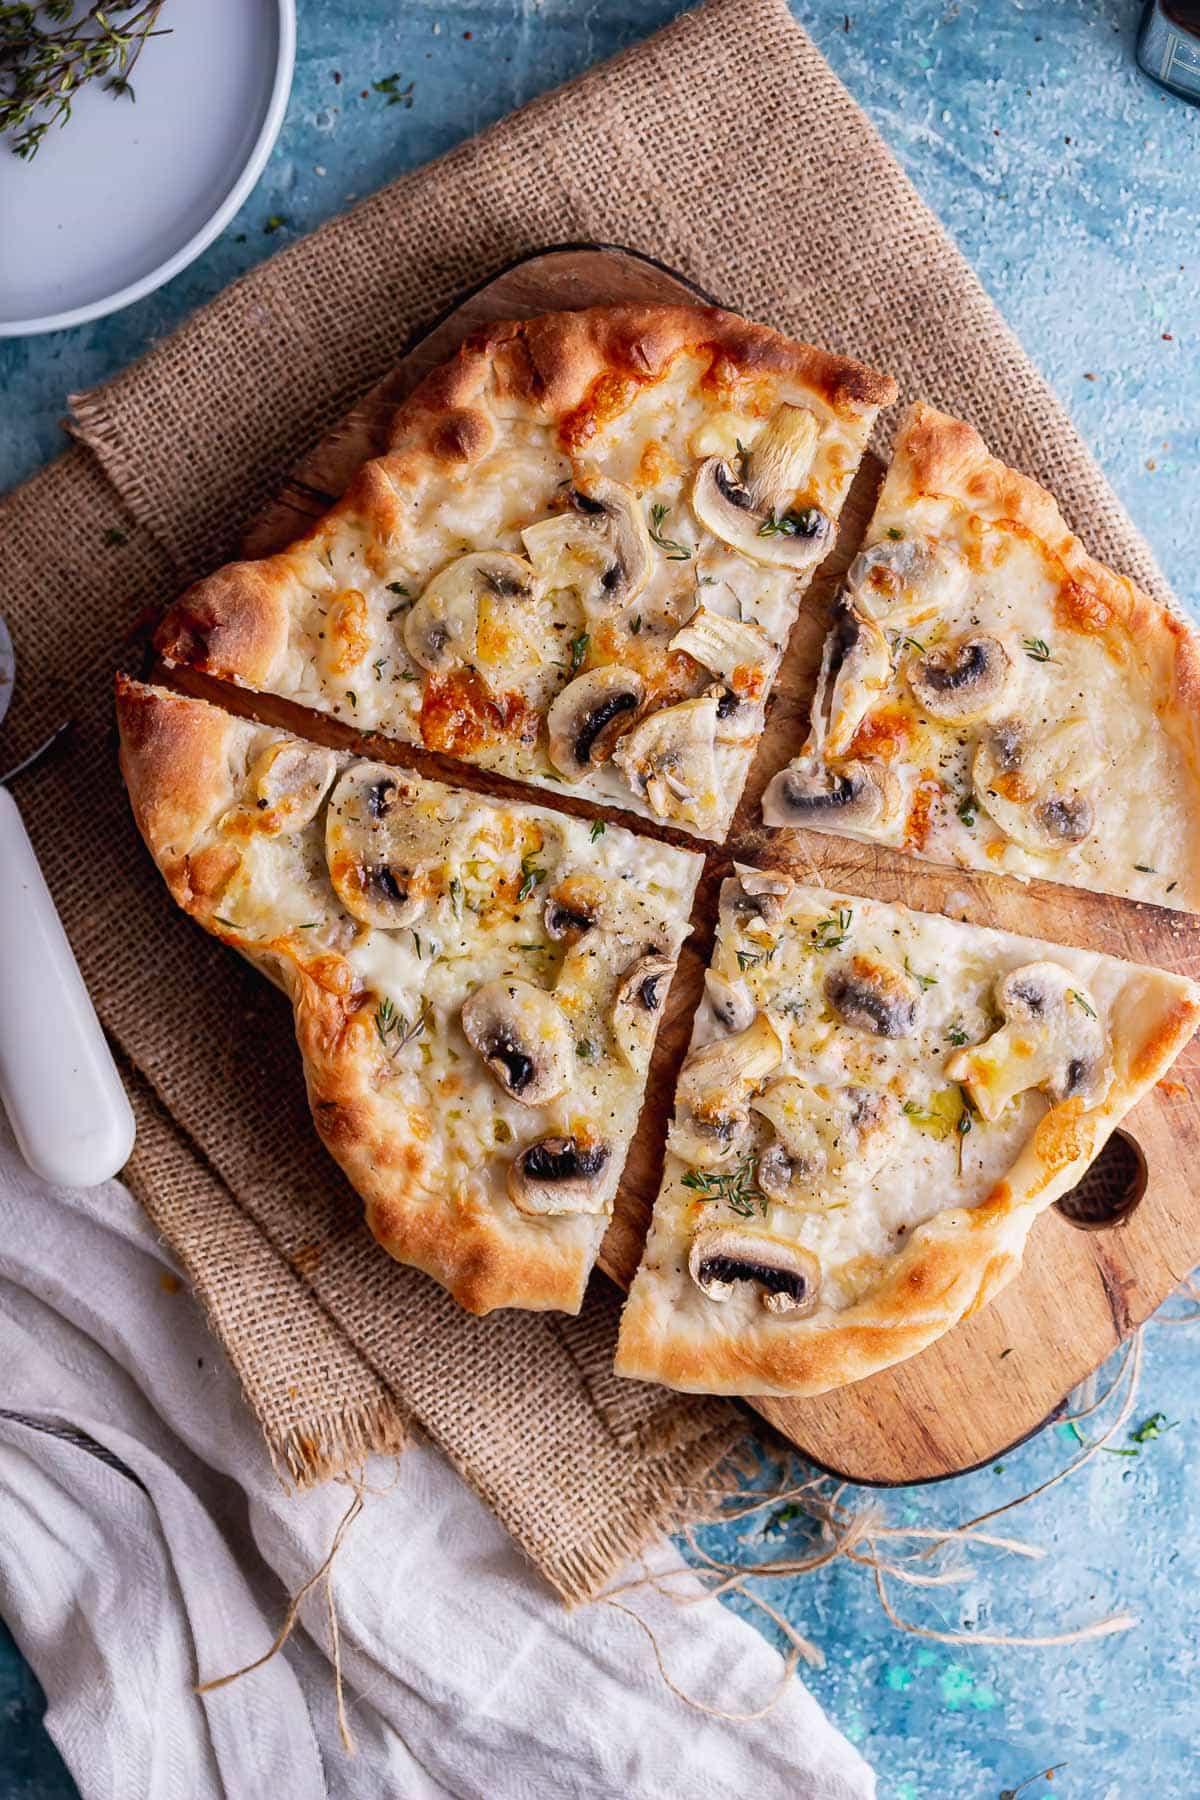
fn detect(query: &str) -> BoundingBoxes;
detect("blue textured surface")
[2,4,1198,1797]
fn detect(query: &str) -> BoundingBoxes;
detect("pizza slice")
[762,403,1200,910]
[155,304,896,841]
[615,868,1199,1396]
[116,676,702,1315]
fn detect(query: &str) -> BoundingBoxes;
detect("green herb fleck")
[372,72,414,107]
[885,526,904,541]
[957,793,978,828]
[570,630,590,673]
[576,1038,596,1060]
[374,994,425,1055]
[904,957,937,992]
[1068,988,1097,1020]
[648,502,692,560]
[758,508,821,540]
[630,614,643,635]
[1023,636,1053,663]
[590,819,606,842]
[945,1021,969,1047]
[1134,863,1156,874]
[807,909,853,952]
[517,853,546,902]
[764,1502,805,1536]
[1131,1410,1177,1444]
[373,656,388,680]
[680,1155,767,1218]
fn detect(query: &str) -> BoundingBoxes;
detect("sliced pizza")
[762,402,1200,910]
[116,676,702,1315]
[615,868,1200,1396]
[155,304,896,841]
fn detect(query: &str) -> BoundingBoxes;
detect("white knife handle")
[0,786,135,1186]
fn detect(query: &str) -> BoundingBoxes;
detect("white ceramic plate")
[0,0,295,337]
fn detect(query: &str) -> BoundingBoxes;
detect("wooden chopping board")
[170,244,1200,1485]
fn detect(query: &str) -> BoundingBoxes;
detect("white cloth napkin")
[0,1127,873,1799]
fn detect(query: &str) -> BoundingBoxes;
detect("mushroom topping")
[729,862,795,926]
[907,632,1014,724]
[761,758,900,834]
[246,739,337,834]
[972,717,1099,854]
[751,1080,896,1202]
[946,960,1109,1121]
[818,601,893,760]
[521,476,654,619]
[547,665,646,782]
[403,551,536,674]
[847,534,969,624]
[611,694,721,830]
[826,954,919,1038]
[461,978,573,1107]
[688,1226,821,1316]
[543,871,609,943]
[703,969,757,1035]
[610,950,675,1070]
[325,763,446,928]
[691,405,832,572]
[669,607,774,685]
[668,1012,783,1167]
[508,1135,612,1216]
[706,681,759,745]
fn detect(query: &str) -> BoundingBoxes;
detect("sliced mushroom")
[761,758,900,834]
[403,551,535,673]
[325,763,447,928]
[706,681,759,745]
[729,862,795,926]
[692,405,832,572]
[751,1080,896,1203]
[543,871,609,943]
[972,717,1099,854]
[826,954,919,1038]
[508,1135,612,1216]
[547,665,645,782]
[461,978,573,1107]
[703,969,756,1035]
[522,476,653,619]
[610,950,675,1070]
[820,601,893,760]
[946,960,1110,1122]
[669,606,774,684]
[611,694,721,831]
[668,1012,783,1168]
[245,739,337,834]
[688,1226,821,1316]
[847,534,969,623]
[908,632,1014,724]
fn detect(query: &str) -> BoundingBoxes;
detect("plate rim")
[0,0,297,340]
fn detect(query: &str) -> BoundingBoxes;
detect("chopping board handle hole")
[1054,1129,1147,1231]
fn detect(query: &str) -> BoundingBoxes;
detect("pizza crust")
[614,876,1200,1397]
[117,675,702,1316]
[155,303,897,841]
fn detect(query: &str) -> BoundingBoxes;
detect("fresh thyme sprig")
[0,2,171,161]
[648,501,693,560]
[681,1155,767,1218]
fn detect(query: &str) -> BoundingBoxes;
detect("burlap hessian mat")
[1,0,1177,1604]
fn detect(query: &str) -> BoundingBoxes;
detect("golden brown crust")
[116,672,241,906]
[292,977,594,1315]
